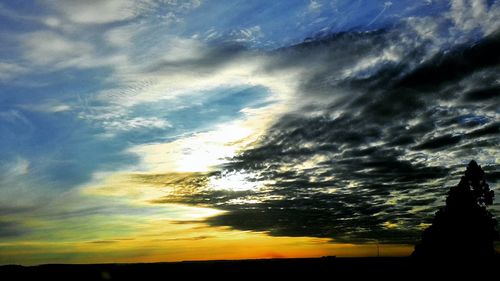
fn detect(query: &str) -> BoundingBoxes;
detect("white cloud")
[128,119,264,173]
[46,0,139,24]
[20,31,94,67]
[341,47,401,79]
[449,0,500,36]
[161,37,205,62]
[79,104,171,134]
[42,16,62,28]
[308,0,322,13]
[19,101,72,113]
[46,0,202,25]
[109,65,300,172]
[0,62,27,81]
[230,26,263,43]
[102,116,171,132]
[18,29,133,72]
[96,43,303,108]
[104,23,145,47]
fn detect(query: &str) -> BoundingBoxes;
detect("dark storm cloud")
[267,29,412,96]
[396,30,500,91]
[413,134,463,150]
[463,86,500,102]
[152,26,500,243]
[467,122,500,138]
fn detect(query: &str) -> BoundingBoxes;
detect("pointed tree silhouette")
[413,160,499,258]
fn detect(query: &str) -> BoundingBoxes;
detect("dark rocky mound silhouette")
[413,160,499,258]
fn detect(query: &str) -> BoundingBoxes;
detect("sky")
[0,0,499,265]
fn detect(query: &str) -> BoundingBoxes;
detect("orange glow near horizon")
[0,169,421,266]
[0,220,415,265]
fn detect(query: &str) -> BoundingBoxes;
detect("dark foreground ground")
[1,257,499,280]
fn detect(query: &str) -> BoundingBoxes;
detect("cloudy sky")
[0,0,499,265]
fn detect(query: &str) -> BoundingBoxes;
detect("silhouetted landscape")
[1,256,499,280]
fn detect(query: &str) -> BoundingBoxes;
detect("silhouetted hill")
[1,256,499,280]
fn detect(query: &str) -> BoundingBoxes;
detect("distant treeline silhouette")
[413,160,499,258]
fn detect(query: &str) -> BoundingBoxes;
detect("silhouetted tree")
[413,160,498,258]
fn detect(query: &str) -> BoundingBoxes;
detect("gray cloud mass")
[151,25,500,244]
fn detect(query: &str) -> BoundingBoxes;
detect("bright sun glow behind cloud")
[175,123,253,172]
[208,171,262,192]
[127,96,289,174]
